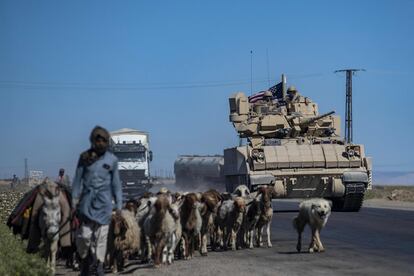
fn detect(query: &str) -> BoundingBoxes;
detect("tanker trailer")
[224,78,372,211]
[174,155,224,191]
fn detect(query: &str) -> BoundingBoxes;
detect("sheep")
[107,209,141,273]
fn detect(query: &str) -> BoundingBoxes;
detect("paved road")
[57,201,414,276]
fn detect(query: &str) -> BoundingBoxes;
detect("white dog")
[293,198,331,253]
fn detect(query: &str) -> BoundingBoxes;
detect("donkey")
[38,187,62,274]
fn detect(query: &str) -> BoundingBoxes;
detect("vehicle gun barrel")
[299,110,335,127]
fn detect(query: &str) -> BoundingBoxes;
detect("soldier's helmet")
[287,86,297,94]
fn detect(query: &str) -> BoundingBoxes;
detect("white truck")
[110,128,153,200]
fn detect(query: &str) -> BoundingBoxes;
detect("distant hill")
[373,171,414,186]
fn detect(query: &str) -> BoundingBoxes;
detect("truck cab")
[110,128,153,200]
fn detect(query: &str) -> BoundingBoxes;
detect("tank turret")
[229,89,340,146]
[290,110,337,138]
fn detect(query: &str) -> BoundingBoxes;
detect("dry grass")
[365,185,414,202]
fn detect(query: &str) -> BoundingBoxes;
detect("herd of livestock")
[6,181,332,274]
[109,185,274,272]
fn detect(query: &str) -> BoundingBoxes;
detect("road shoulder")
[363,198,414,211]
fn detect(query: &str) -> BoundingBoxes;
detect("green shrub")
[0,190,26,224]
[0,223,51,276]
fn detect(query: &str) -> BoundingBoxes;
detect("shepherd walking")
[72,126,122,276]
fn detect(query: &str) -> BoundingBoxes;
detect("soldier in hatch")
[72,126,122,276]
[286,86,299,102]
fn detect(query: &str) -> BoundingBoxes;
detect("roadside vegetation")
[0,223,51,276]
[365,185,414,202]
[0,182,50,275]
[0,190,26,224]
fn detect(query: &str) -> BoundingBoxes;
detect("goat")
[239,195,261,249]
[255,186,273,248]
[144,195,177,267]
[168,197,182,262]
[233,185,251,198]
[180,193,202,259]
[136,195,157,262]
[215,197,246,251]
[199,189,222,255]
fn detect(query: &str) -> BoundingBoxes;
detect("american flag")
[269,82,283,99]
[248,82,283,103]
[248,91,267,103]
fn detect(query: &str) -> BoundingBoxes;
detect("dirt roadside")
[362,185,414,211]
[363,198,414,211]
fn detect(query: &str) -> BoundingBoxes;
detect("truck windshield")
[115,152,146,162]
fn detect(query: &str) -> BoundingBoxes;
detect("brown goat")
[143,195,177,267]
[199,189,222,255]
[255,186,273,248]
[180,193,202,259]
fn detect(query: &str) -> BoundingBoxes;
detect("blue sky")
[1,0,413,179]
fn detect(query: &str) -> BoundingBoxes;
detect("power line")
[0,78,267,86]
[0,71,338,91]
[0,78,273,91]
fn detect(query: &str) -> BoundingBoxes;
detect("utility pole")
[266,48,270,87]
[334,69,365,143]
[250,50,253,95]
[24,158,29,185]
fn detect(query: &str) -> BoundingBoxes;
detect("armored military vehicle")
[224,76,372,211]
